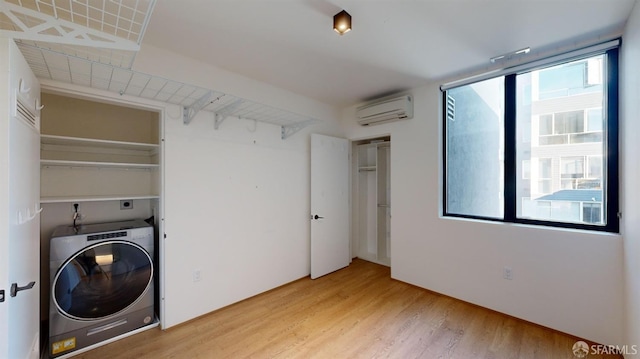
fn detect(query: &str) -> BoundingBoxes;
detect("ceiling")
[142,0,636,108]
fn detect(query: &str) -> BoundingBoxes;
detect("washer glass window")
[53,240,153,320]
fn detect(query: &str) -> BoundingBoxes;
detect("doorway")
[351,136,391,267]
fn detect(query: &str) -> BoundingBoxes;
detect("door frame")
[39,80,168,329]
[350,135,392,267]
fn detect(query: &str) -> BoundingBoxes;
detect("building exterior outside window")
[517,55,605,224]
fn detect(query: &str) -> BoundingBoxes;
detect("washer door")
[53,240,153,321]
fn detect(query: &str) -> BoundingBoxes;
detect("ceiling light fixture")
[333,10,352,35]
[490,47,531,63]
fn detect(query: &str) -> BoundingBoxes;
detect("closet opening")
[39,90,163,354]
[351,136,391,267]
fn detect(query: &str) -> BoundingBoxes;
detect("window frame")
[442,46,619,233]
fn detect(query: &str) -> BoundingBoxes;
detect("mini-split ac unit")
[356,95,413,126]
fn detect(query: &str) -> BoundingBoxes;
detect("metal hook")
[18,78,30,94]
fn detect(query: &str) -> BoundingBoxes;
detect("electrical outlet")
[503,266,513,280]
[120,200,133,210]
[193,270,202,282]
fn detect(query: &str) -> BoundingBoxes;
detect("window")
[587,108,603,132]
[537,109,603,145]
[538,158,552,194]
[583,202,602,224]
[557,155,602,190]
[522,160,530,179]
[561,156,585,189]
[444,77,504,219]
[587,155,602,179]
[443,45,618,232]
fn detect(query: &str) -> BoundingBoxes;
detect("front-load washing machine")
[49,219,155,358]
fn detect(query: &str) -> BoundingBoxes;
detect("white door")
[310,134,350,279]
[0,38,41,359]
[0,117,41,359]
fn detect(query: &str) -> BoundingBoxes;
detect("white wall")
[116,31,630,344]
[131,45,343,328]
[622,1,640,356]
[342,85,624,345]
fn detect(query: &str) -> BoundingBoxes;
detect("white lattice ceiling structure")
[0,0,154,67]
[0,0,318,139]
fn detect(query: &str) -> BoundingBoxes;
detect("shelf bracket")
[183,91,214,125]
[281,120,314,140]
[214,113,226,130]
[212,98,245,130]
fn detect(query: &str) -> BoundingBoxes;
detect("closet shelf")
[41,159,159,170]
[41,194,160,204]
[41,135,159,152]
[361,141,391,148]
[18,43,319,140]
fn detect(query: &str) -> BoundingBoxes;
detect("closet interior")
[352,136,391,267]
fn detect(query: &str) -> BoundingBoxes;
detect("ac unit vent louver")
[356,95,413,126]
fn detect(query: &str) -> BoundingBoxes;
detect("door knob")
[313,215,324,220]
[10,281,35,297]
